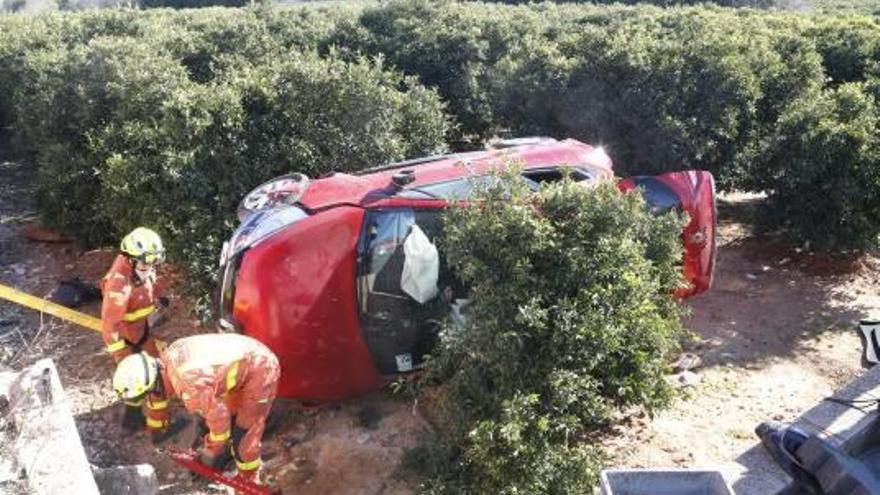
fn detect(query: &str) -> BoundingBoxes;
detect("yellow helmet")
[113,352,159,400]
[120,227,165,265]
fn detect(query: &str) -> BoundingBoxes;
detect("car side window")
[630,177,682,214]
[357,209,450,375]
[396,167,590,200]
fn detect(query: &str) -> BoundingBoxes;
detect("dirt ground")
[2,149,879,494]
[607,193,880,473]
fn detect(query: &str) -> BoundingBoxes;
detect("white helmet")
[112,352,159,400]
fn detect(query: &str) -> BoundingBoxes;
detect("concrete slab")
[7,358,100,495]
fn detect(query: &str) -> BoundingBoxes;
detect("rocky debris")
[8,264,25,277]
[92,464,159,495]
[672,352,703,373]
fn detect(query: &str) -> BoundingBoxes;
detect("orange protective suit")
[156,334,280,476]
[100,254,162,362]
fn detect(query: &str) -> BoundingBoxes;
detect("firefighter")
[101,226,167,363]
[112,333,280,486]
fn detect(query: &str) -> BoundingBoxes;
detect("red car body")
[216,138,716,401]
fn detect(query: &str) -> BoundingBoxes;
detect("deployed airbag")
[400,225,439,303]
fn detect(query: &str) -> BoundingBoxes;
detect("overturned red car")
[215,138,716,401]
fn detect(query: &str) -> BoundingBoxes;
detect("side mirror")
[858,320,880,368]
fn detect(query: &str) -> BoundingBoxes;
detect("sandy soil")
[607,193,880,475]
[2,149,879,495]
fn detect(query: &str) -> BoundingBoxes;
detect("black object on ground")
[757,420,880,495]
[858,320,880,369]
[48,278,101,308]
[756,421,822,494]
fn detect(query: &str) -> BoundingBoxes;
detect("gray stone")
[5,359,100,495]
[93,464,159,495]
[672,353,703,373]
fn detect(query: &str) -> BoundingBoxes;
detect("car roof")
[297,138,614,211]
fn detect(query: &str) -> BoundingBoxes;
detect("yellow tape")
[147,398,168,410]
[0,282,102,332]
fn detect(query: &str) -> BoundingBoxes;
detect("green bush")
[762,83,880,249]
[14,36,191,244]
[413,172,687,493]
[343,3,829,187]
[90,51,449,298]
[807,16,880,85]
[140,0,254,8]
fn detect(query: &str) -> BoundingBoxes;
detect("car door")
[618,170,717,297]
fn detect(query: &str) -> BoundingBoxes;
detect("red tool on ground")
[160,447,280,495]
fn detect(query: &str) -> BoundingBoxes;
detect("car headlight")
[227,206,308,258]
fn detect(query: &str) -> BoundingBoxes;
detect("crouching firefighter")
[112,334,281,486]
[101,226,168,363]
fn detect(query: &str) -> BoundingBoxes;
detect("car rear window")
[631,177,682,214]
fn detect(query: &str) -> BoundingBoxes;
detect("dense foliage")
[0,7,449,303]
[409,172,686,493]
[0,2,879,299]
[761,82,880,249]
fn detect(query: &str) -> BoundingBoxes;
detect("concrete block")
[93,464,159,495]
[600,468,734,495]
[792,365,880,448]
[8,358,99,495]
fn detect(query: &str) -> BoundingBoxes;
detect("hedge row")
[0,3,879,288]
[0,6,448,302]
